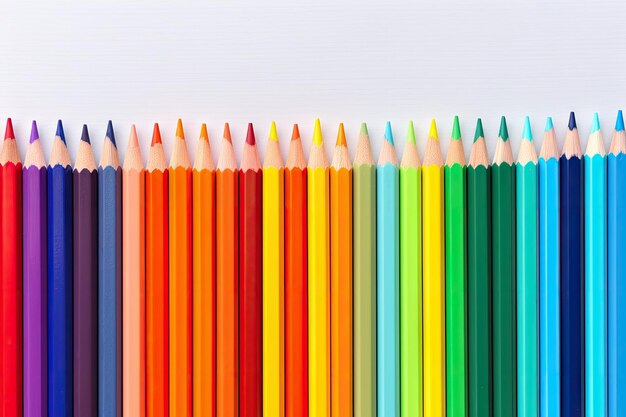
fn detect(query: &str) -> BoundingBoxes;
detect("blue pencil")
[585,112,607,417]
[377,121,400,417]
[608,110,626,417]
[559,112,585,417]
[47,120,73,417]
[98,121,122,417]
[538,117,560,417]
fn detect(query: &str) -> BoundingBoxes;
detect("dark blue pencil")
[47,120,73,417]
[98,121,122,417]
[559,112,585,417]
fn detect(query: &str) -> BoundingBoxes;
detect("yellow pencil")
[422,119,446,417]
[263,121,285,417]
[308,118,331,417]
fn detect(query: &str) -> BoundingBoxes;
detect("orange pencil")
[146,124,169,417]
[216,123,239,417]
[169,119,192,417]
[192,123,216,417]
[123,125,146,417]
[330,123,353,416]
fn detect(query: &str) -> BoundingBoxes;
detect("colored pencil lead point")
[591,112,601,133]
[30,120,39,144]
[336,123,347,146]
[223,123,232,143]
[498,116,509,141]
[474,118,484,143]
[568,112,577,130]
[176,119,185,140]
[4,118,14,140]
[106,120,116,147]
[360,122,369,137]
[384,121,394,144]
[522,116,533,141]
[269,121,278,141]
[246,123,256,145]
[200,123,209,141]
[129,125,139,148]
[291,124,300,140]
[56,120,66,143]
[428,119,439,141]
[616,110,624,132]
[451,116,461,140]
[313,118,323,146]
[81,124,91,143]
[545,116,554,132]
[151,123,162,145]
[406,120,416,144]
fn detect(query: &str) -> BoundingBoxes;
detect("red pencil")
[0,118,23,417]
[239,123,263,417]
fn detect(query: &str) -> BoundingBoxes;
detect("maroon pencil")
[73,125,98,415]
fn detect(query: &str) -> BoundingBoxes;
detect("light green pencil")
[400,121,423,417]
[353,123,377,417]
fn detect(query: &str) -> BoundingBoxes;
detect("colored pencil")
[516,116,538,417]
[285,124,308,417]
[377,121,400,417]
[585,112,607,417]
[308,118,331,417]
[444,116,467,417]
[123,125,146,417]
[48,120,72,417]
[423,119,446,417]
[492,116,516,417]
[73,125,98,416]
[169,119,192,417]
[23,121,47,417]
[400,120,422,417]
[330,123,353,417]
[98,120,122,417]
[538,117,560,417]
[0,118,22,417]
[467,118,492,417]
[146,123,169,417]
[192,123,216,417]
[608,110,626,417]
[353,122,376,417]
[216,123,239,417]
[263,122,285,417]
[239,123,263,417]
[560,112,584,417]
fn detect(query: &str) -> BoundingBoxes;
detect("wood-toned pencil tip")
[128,125,139,149]
[4,118,14,140]
[223,123,232,143]
[151,123,162,145]
[176,119,185,139]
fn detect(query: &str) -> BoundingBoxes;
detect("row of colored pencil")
[0,112,624,417]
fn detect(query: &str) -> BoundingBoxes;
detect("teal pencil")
[516,116,539,417]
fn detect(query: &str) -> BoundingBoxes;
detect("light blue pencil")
[377,121,400,417]
[538,117,560,417]
[585,112,607,417]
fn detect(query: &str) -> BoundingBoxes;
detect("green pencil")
[445,116,468,417]
[353,123,377,417]
[400,121,423,417]
[467,119,493,417]
[492,116,517,417]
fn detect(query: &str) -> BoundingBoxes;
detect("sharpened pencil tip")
[269,121,278,141]
[246,123,256,145]
[106,120,116,147]
[429,119,439,141]
[522,116,532,141]
[291,124,300,141]
[474,118,484,143]
[151,123,162,145]
[499,116,509,141]
[591,112,601,133]
[4,118,14,140]
[223,123,232,143]
[545,116,554,132]
[200,123,209,141]
[384,121,394,144]
[129,125,139,148]
[56,120,65,142]
[81,124,90,143]
[30,120,39,144]
[313,118,323,146]
[616,110,624,132]
[406,120,416,144]
[451,116,461,140]
[176,119,185,140]
[360,122,368,137]
[568,112,577,130]
[336,123,347,146]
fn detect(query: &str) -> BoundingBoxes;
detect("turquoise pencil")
[538,117,560,417]
[585,112,607,417]
[516,116,538,417]
[377,121,400,417]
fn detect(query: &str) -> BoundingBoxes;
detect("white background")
[1,0,626,164]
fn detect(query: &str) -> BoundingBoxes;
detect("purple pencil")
[73,124,98,415]
[23,120,48,417]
